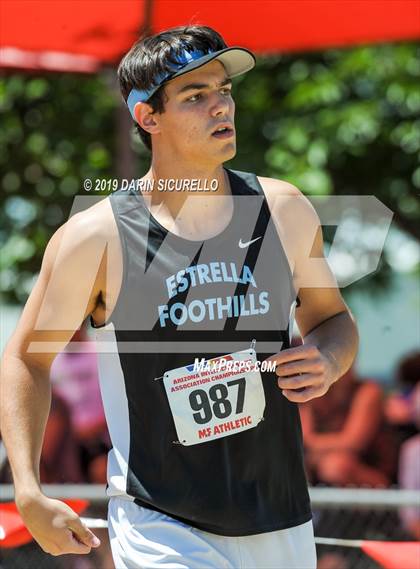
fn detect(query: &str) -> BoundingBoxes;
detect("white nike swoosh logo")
[238,236,262,248]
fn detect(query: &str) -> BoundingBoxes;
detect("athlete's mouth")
[211,124,235,139]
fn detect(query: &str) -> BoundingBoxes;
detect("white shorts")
[108,497,317,569]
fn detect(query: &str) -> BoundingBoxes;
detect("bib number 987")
[189,378,245,424]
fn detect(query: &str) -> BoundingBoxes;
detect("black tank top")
[92,168,311,536]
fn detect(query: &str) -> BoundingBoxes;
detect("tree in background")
[1,42,418,304]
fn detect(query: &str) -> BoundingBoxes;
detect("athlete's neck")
[140,162,233,239]
[142,161,230,208]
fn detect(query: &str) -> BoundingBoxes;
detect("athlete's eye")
[186,93,202,103]
[220,88,232,96]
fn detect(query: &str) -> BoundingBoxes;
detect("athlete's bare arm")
[259,177,359,402]
[0,197,121,555]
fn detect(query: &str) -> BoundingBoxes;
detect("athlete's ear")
[133,102,160,135]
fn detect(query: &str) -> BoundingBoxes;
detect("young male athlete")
[1,25,358,568]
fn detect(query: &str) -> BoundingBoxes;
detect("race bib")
[163,348,266,446]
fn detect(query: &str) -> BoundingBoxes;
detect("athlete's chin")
[224,148,237,162]
[193,141,236,164]
[217,141,236,160]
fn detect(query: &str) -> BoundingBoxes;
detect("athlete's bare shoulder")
[257,176,302,198]
[63,195,117,240]
[256,176,312,220]
[256,176,319,273]
[44,196,122,327]
[50,196,119,277]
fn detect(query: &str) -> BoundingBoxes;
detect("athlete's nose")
[209,91,231,117]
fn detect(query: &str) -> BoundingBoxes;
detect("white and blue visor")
[127,46,256,119]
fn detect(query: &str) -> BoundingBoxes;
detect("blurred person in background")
[397,379,420,539]
[300,365,397,487]
[383,350,420,537]
[385,350,420,444]
[50,322,110,483]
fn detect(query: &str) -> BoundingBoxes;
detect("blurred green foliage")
[1,42,419,303]
[0,73,117,302]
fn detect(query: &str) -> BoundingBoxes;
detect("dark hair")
[397,351,420,387]
[118,25,228,151]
